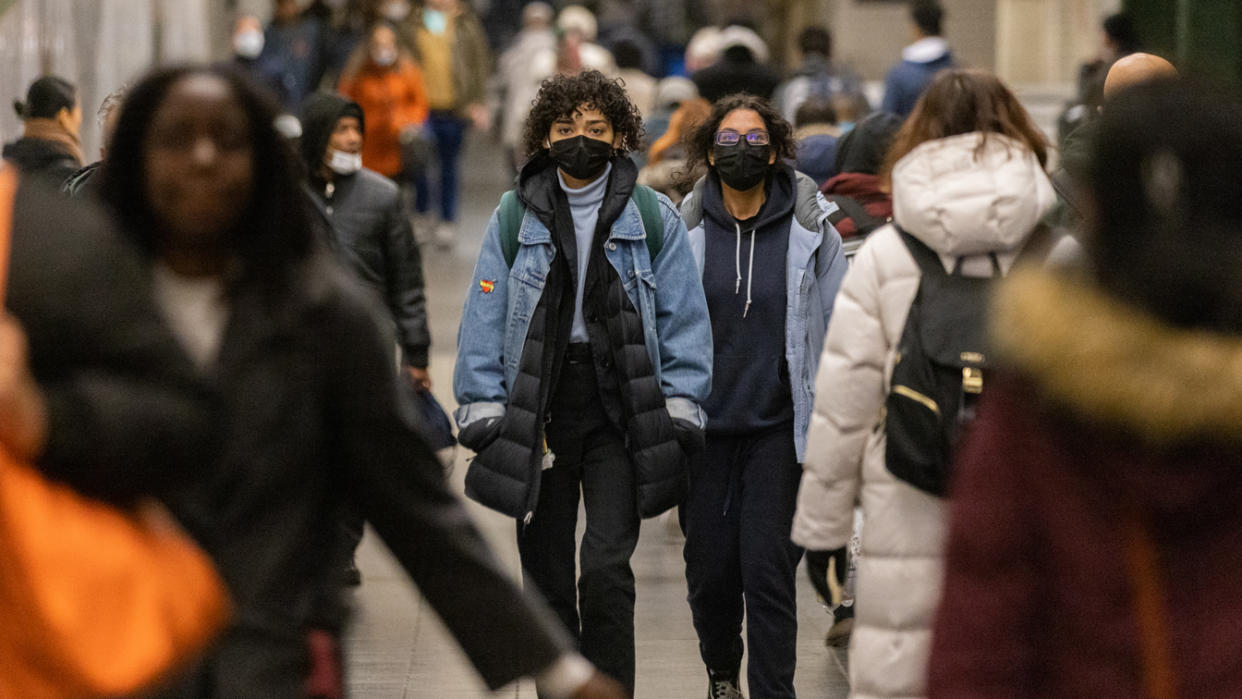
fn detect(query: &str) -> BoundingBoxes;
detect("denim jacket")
[454,187,713,431]
[681,171,848,461]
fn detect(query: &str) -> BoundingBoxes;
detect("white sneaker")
[433,222,456,249]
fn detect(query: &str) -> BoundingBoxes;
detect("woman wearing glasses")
[678,94,848,699]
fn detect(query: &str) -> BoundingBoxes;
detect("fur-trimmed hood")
[993,268,1242,444]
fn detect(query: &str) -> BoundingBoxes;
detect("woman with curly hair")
[454,69,713,693]
[678,93,848,699]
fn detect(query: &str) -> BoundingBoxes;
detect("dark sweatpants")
[517,356,641,694]
[683,423,803,698]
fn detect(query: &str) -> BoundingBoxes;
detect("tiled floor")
[343,134,850,698]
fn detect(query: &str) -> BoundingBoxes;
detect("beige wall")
[822,0,998,81]
[995,0,1121,86]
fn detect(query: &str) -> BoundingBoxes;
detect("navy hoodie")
[700,165,797,434]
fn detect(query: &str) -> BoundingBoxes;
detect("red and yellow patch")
[479,279,496,294]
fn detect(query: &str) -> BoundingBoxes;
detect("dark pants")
[414,111,466,222]
[683,424,803,698]
[517,354,640,693]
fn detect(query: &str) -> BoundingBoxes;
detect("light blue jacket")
[680,172,848,461]
[454,188,713,431]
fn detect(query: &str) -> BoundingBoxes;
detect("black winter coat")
[2,137,81,188]
[306,169,431,367]
[157,259,567,697]
[7,176,213,502]
[692,50,782,103]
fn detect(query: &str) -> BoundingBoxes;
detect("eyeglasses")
[714,129,770,147]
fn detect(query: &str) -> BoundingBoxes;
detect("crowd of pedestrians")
[3,1,1241,698]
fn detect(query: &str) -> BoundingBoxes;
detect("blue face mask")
[423,9,448,35]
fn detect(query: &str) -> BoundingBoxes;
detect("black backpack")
[884,229,1000,497]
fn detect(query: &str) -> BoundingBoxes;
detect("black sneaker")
[707,670,744,699]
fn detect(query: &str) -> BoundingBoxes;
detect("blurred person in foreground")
[95,63,623,699]
[820,111,903,240]
[929,77,1242,699]
[791,69,1055,699]
[3,76,83,186]
[454,70,712,694]
[678,93,848,699]
[882,0,955,117]
[63,84,127,199]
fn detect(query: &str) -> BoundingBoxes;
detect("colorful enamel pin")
[479,279,496,294]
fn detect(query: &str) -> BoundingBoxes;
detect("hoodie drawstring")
[733,222,755,318]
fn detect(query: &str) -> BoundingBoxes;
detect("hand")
[306,629,343,699]
[671,416,705,456]
[569,671,628,699]
[406,366,432,392]
[0,315,46,460]
[457,415,503,452]
[467,102,491,133]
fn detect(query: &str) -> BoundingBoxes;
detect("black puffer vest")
[465,155,684,522]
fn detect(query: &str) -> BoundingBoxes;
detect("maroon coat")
[821,172,891,238]
[929,269,1242,698]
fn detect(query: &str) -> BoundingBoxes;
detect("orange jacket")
[339,60,429,177]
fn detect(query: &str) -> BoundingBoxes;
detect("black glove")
[458,416,503,452]
[671,416,705,456]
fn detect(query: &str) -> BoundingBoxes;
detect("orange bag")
[0,167,231,697]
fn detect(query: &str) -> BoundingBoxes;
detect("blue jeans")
[415,111,466,222]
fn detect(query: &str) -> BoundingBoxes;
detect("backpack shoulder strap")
[631,184,664,260]
[895,225,946,278]
[497,190,523,268]
[827,194,884,235]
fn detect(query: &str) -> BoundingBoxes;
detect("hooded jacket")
[300,93,430,367]
[681,167,848,461]
[821,112,901,238]
[881,37,955,117]
[930,268,1242,698]
[790,132,1055,699]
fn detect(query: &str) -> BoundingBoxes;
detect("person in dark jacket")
[776,25,869,126]
[692,27,781,104]
[454,70,713,694]
[96,63,624,699]
[792,98,840,188]
[261,0,327,113]
[678,94,848,699]
[881,1,954,117]
[63,84,127,200]
[929,78,1242,699]
[821,111,901,239]
[299,91,431,384]
[3,76,83,187]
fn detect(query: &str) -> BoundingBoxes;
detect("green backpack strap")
[498,185,663,268]
[497,190,523,268]
[631,184,664,261]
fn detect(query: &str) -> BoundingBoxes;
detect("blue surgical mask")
[424,8,448,35]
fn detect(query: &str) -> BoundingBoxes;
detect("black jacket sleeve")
[7,178,214,502]
[325,290,569,688]
[381,193,431,368]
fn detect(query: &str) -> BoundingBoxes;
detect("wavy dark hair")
[99,64,316,293]
[521,70,644,157]
[681,93,796,188]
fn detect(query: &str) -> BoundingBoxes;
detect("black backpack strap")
[827,194,884,236]
[895,226,947,278]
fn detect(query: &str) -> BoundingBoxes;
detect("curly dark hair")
[683,93,796,176]
[521,70,644,157]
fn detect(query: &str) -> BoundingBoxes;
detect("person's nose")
[191,136,218,168]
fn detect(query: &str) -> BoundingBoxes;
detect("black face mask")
[550,135,613,180]
[713,141,771,191]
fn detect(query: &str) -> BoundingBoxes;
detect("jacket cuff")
[666,397,706,430]
[453,401,505,430]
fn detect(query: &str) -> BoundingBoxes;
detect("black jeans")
[682,423,803,698]
[517,350,640,693]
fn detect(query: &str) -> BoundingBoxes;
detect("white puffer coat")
[791,132,1056,699]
